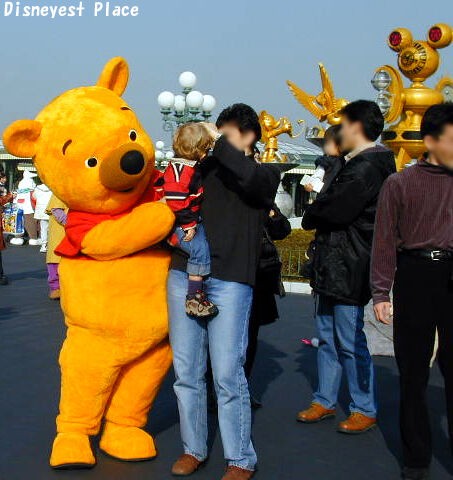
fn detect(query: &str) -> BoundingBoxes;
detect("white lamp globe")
[155,150,165,160]
[165,151,174,160]
[202,94,216,112]
[186,90,204,109]
[157,91,175,109]
[371,70,391,91]
[174,95,186,112]
[155,140,165,150]
[179,71,197,89]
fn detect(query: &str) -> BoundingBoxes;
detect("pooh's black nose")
[120,150,145,175]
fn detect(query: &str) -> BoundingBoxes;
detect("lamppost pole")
[154,141,174,170]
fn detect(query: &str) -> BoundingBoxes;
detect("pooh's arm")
[81,202,175,261]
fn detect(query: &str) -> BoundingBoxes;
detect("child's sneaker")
[186,291,219,319]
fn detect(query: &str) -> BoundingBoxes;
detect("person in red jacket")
[159,123,218,319]
[0,170,14,285]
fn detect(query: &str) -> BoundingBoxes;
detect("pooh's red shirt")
[56,173,164,259]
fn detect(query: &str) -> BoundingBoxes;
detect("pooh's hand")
[81,202,175,261]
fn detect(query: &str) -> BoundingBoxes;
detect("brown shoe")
[337,412,377,434]
[49,289,61,300]
[297,402,336,423]
[186,291,219,319]
[221,466,255,480]
[171,454,204,476]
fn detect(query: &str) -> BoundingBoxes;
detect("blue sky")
[0,0,451,144]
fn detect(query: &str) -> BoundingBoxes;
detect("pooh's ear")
[97,57,129,96]
[3,120,42,158]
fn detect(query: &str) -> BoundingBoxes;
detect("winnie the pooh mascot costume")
[3,57,175,469]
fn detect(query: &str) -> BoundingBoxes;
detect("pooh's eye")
[129,130,137,141]
[85,157,98,168]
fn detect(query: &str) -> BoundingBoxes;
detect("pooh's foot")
[50,433,96,469]
[100,422,157,462]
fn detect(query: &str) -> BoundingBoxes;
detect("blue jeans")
[313,294,377,417]
[168,269,257,470]
[174,224,211,277]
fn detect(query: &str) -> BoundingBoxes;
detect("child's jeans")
[174,223,211,277]
[47,263,60,292]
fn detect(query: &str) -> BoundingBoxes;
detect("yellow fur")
[3,57,175,468]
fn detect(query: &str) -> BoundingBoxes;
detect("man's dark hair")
[324,124,342,147]
[421,103,453,139]
[216,103,262,143]
[340,100,384,141]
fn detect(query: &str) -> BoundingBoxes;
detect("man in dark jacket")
[168,104,280,480]
[297,100,396,434]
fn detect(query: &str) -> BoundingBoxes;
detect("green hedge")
[275,229,315,281]
[275,228,314,252]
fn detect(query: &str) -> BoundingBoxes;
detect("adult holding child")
[298,100,396,434]
[166,104,280,480]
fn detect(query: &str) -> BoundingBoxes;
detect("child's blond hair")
[172,123,214,161]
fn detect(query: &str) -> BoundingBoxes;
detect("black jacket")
[251,205,291,326]
[302,145,396,305]
[170,136,281,286]
[315,155,344,193]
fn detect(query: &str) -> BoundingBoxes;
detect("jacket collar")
[344,142,376,162]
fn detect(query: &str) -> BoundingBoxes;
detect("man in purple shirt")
[371,104,453,480]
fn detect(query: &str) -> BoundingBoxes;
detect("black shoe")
[250,396,262,410]
[402,467,430,480]
[0,275,9,286]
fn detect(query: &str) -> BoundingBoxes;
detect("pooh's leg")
[100,340,172,461]
[50,327,121,469]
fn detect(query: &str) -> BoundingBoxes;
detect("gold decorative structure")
[373,24,452,169]
[259,110,304,163]
[287,63,348,126]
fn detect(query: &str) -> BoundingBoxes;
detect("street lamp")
[371,69,392,117]
[157,71,217,133]
[154,140,174,170]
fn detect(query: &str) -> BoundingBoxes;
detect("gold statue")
[287,63,348,125]
[375,24,452,169]
[259,110,303,163]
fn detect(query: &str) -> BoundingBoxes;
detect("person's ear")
[3,119,42,158]
[423,135,436,152]
[243,131,256,147]
[97,57,129,96]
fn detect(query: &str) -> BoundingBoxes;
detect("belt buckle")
[431,250,442,261]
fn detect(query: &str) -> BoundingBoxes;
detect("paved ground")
[1,246,452,480]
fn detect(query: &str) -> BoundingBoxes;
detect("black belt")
[400,249,453,262]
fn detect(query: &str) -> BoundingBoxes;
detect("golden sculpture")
[287,63,348,126]
[375,24,452,169]
[259,110,303,163]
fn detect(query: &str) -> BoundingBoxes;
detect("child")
[45,195,68,300]
[33,183,52,253]
[301,125,344,279]
[162,123,218,319]
[302,124,343,194]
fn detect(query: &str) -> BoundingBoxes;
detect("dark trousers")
[393,254,453,468]
[0,251,3,275]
